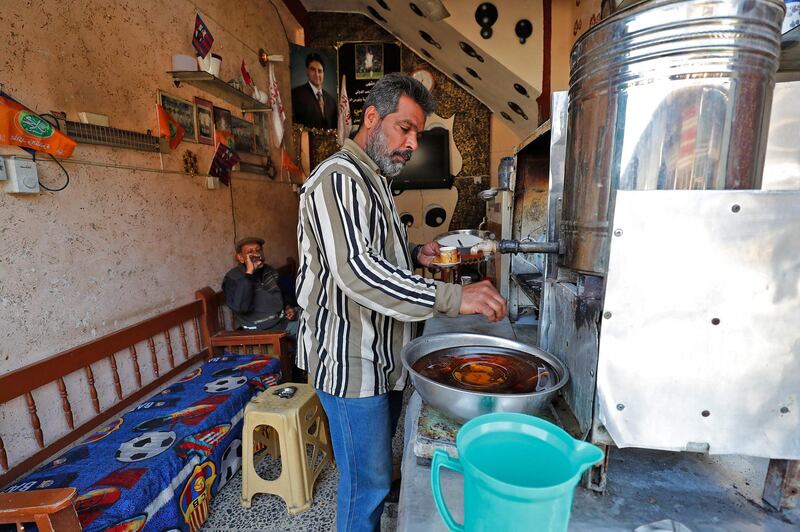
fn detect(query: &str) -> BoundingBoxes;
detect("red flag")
[0,92,77,158]
[209,139,240,186]
[157,104,185,150]
[192,14,214,58]
[281,148,304,180]
[241,60,254,87]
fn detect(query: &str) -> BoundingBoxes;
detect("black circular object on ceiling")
[409,3,424,16]
[420,48,433,59]
[475,3,498,39]
[514,83,529,97]
[466,67,481,79]
[367,6,387,22]
[425,207,447,228]
[500,111,514,123]
[508,101,528,120]
[376,0,390,10]
[419,31,442,49]
[459,41,485,63]
[515,19,533,44]
[400,213,415,227]
[453,74,473,90]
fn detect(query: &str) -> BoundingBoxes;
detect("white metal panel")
[597,190,800,458]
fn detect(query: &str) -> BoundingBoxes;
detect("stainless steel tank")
[561,0,785,275]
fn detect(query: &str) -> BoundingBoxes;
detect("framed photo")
[231,116,255,154]
[213,106,232,135]
[158,91,197,142]
[355,43,384,80]
[253,113,270,155]
[194,97,214,145]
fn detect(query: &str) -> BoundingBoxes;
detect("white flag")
[337,75,352,147]
[268,62,286,147]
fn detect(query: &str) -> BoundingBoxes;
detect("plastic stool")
[241,383,333,514]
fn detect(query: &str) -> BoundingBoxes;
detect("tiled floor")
[201,390,409,532]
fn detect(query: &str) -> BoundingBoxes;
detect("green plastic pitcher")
[431,413,604,532]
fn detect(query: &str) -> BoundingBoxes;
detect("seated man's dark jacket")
[222,264,291,330]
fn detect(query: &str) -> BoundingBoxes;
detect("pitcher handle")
[431,449,464,532]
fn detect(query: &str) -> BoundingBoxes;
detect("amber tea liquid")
[411,348,555,393]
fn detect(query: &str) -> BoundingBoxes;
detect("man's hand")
[415,241,442,267]
[244,254,263,275]
[285,305,297,321]
[459,280,507,322]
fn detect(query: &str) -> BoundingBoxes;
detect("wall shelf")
[168,71,270,113]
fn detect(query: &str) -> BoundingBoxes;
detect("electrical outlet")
[3,156,39,194]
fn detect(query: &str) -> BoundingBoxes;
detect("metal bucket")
[561,0,785,275]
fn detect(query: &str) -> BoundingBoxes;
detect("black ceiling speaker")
[475,3,498,39]
[515,19,533,44]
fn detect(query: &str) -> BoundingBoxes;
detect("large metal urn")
[560,0,786,275]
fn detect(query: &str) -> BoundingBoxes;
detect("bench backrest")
[0,300,209,488]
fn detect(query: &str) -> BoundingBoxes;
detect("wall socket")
[2,156,40,194]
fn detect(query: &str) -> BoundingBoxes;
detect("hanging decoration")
[192,14,214,58]
[157,104,185,150]
[268,62,285,147]
[0,92,77,158]
[337,75,352,147]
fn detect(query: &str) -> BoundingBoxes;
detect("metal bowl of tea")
[401,333,569,422]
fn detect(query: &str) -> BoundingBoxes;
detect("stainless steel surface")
[562,0,785,274]
[597,190,800,458]
[539,280,602,437]
[401,333,569,422]
[763,81,800,190]
[544,91,568,282]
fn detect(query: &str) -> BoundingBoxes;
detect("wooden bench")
[0,299,209,529]
[0,284,296,530]
[195,286,293,382]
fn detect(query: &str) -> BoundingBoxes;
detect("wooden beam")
[278,0,308,35]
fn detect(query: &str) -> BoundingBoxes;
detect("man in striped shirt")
[296,73,507,532]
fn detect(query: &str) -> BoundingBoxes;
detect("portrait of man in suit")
[291,52,337,130]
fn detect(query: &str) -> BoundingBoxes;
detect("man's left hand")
[415,241,442,267]
[285,305,297,321]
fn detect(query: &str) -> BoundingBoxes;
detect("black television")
[389,127,452,192]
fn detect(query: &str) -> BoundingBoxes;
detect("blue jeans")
[316,389,404,532]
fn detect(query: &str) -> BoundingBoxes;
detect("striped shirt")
[295,139,462,398]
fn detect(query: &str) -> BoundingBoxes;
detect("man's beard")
[365,122,413,177]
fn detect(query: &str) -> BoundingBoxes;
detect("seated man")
[222,236,298,338]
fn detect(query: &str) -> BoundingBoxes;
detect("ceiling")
[297,0,546,138]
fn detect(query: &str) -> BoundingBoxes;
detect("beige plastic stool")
[241,383,333,514]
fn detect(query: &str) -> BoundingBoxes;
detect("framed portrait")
[158,91,197,142]
[253,113,270,155]
[194,97,214,145]
[289,43,338,130]
[213,106,232,135]
[231,116,255,154]
[337,42,401,126]
[355,43,384,80]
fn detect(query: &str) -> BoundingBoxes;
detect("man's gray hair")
[363,73,436,118]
